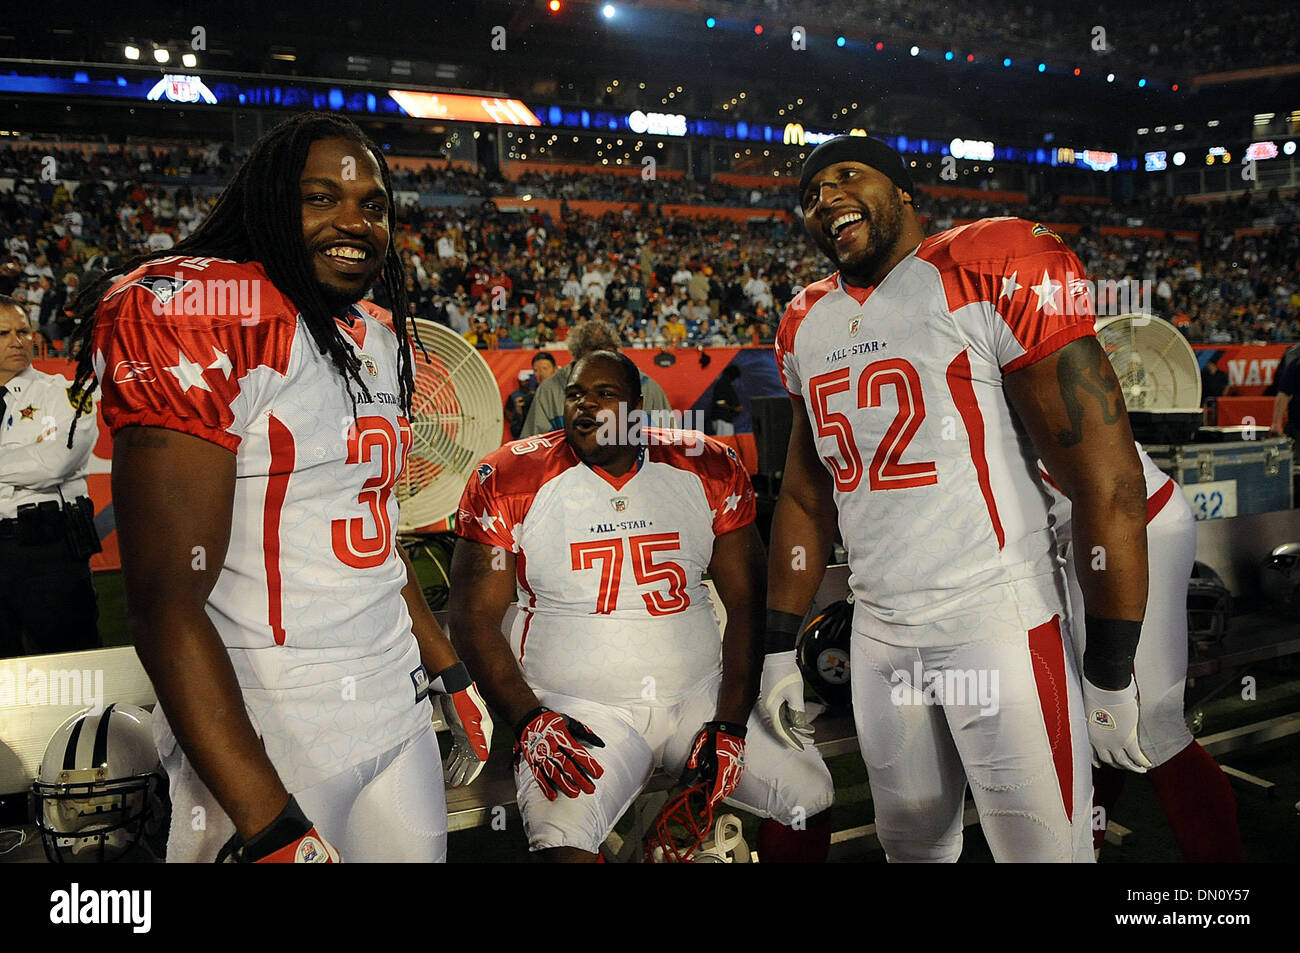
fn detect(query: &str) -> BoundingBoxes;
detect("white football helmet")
[31,703,167,863]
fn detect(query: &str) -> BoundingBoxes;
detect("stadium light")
[153,47,169,64]
[1037,63,1046,72]
[945,51,953,60]
[548,0,560,11]
[124,45,140,61]
[182,53,197,68]
[602,4,615,19]
[875,42,884,51]
[706,17,716,28]
[754,24,763,35]
[910,46,919,56]
[1138,78,1147,87]
[1172,83,1179,91]
[1003,57,1012,67]
[966,53,974,62]
[1172,152,1186,166]
[1106,73,1115,83]
[1073,67,1080,76]
[836,36,846,47]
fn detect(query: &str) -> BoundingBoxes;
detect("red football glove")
[253,828,340,864]
[216,796,340,863]
[513,707,605,801]
[683,720,746,809]
[430,662,493,786]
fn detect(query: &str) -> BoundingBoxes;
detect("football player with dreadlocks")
[64,113,490,863]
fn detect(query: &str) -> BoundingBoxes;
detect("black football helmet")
[1260,542,1300,608]
[796,598,854,710]
[1187,562,1231,648]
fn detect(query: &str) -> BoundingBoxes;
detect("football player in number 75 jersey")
[764,135,1151,862]
[451,349,834,862]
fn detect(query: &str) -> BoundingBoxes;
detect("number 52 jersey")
[775,218,1096,641]
[456,431,756,707]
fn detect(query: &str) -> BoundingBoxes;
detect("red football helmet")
[643,782,752,863]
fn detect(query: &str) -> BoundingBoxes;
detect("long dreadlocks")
[65,112,421,446]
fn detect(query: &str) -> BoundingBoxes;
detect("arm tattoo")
[1054,342,1122,447]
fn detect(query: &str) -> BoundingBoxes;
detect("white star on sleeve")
[1030,270,1062,313]
[165,350,211,393]
[723,493,741,513]
[1000,271,1021,300]
[207,347,233,377]
[475,509,501,533]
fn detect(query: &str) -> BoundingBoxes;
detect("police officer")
[0,295,101,656]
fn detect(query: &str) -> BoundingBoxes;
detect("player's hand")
[758,650,814,750]
[1083,677,1152,773]
[514,707,605,801]
[217,796,341,863]
[683,720,746,809]
[430,662,493,787]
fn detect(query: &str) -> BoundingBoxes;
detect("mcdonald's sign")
[783,122,806,146]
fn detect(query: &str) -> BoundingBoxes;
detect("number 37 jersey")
[91,257,428,790]
[775,218,1096,640]
[457,431,756,707]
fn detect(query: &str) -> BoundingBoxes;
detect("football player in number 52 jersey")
[451,350,834,862]
[764,135,1151,862]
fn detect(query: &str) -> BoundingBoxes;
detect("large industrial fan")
[396,319,504,532]
[1094,314,1203,443]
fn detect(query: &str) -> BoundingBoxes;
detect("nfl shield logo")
[611,497,629,512]
[359,354,379,378]
[849,316,861,336]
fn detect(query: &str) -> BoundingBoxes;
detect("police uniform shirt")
[0,365,99,520]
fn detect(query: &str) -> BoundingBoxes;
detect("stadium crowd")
[2,143,1298,354]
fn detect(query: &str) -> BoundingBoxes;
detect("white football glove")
[758,650,814,751]
[1082,677,1151,773]
[438,679,493,787]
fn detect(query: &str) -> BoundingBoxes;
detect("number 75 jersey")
[775,218,1096,639]
[456,431,755,707]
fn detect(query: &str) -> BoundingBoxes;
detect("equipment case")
[1144,437,1294,519]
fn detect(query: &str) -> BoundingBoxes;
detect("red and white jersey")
[91,256,428,790]
[456,430,756,707]
[775,218,1096,641]
[1038,443,1178,548]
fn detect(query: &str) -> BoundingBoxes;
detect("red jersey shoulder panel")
[774,275,837,397]
[356,299,397,336]
[915,217,1094,373]
[646,429,756,535]
[456,432,579,549]
[92,257,300,452]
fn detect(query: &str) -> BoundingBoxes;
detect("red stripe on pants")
[1028,615,1074,822]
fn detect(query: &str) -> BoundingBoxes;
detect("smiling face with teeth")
[801,160,923,290]
[299,136,390,312]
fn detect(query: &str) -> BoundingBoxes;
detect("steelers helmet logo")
[817,648,850,685]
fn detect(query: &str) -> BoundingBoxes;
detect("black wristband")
[430,660,472,695]
[764,609,805,655]
[237,795,312,863]
[513,706,549,739]
[704,719,748,740]
[1082,615,1142,691]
